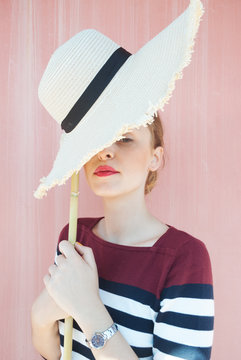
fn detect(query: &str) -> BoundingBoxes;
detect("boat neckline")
[80,216,175,250]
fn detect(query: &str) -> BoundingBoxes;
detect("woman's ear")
[149,146,163,171]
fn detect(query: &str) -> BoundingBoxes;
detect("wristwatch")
[85,323,118,349]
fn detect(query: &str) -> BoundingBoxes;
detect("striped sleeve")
[153,239,214,360]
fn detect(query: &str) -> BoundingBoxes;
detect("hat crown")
[38,29,119,124]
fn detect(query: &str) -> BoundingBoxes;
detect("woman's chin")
[93,189,122,198]
[90,183,128,198]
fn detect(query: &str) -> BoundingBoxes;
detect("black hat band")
[61,47,132,133]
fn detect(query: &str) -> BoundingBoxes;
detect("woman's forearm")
[75,299,138,360]
[31,306,61,360]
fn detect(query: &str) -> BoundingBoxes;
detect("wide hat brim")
[34,0,204,199]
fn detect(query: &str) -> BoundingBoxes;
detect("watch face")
[92,334,105,348]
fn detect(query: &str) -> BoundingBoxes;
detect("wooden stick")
[63,172,79,360]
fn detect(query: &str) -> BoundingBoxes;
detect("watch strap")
[103,323,118,340]
[85,323,118,349]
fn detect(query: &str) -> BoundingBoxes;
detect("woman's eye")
[118,137,132,143]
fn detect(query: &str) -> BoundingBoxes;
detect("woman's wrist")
[73,297,113,340]
[73,298,139,359]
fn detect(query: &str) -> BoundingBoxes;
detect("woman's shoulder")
[162,225,213,284]
[57,216,103,243]
[77,216,103,228]
[162,223,209,254]
[59,216,102,233]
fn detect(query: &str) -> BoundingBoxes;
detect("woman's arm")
[75,297,139,360]
[31,315,60,360]
[153,239,214,359]
[41,240,139,359]
[31,287,68,360]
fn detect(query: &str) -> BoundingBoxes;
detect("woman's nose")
[97,146,114,160]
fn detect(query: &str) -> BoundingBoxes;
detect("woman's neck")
[95,190,167,246]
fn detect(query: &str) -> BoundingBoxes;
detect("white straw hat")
[34,0,204,199]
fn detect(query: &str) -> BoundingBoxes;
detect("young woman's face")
[83,125,162,198]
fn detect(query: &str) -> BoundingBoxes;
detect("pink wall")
[1,0,240,358]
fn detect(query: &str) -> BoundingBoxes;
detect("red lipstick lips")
[94,165,119,177]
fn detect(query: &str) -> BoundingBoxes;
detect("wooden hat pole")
[63,172,80,360]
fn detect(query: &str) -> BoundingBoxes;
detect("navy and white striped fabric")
[53,217,214,360]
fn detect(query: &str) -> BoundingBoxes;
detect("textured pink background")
[1,0,240,359]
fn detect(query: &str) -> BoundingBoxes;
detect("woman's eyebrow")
[123,131,135,136]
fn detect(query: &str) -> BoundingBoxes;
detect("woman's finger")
[43,273,51,287]
[74,243,97,272]
[59,240,76,258]
[48,264,57,276]
[55,254,66,266]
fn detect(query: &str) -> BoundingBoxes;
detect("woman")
[31,1,212,358]
[31,112,214,360]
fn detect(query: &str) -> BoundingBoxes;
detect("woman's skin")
[83,124,169,246]
[31,124,169,359]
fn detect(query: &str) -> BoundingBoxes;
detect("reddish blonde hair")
[145,112,166,195]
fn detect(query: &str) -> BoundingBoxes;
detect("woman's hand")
[43,241,101,326]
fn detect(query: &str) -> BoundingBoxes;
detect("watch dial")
[92,334,105,348]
